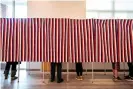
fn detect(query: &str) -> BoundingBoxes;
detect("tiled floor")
[0,70,133,89]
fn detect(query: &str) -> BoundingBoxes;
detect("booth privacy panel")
[0,18,133,62]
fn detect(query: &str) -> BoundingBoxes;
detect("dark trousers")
[4,62,18,77]
[76,63,83,76]
[127,62,133,77]
[5,62,17,72]
[51,63,62,80]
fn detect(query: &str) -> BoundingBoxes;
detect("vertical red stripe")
[84,20,89,62]
[80,20,85,62]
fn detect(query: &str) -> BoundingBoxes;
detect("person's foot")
[5,76,8,80]
[124,75,131,79]
[11,76,18,81]
[76,76,80,80]
[79,76,83,81]
[126,77,133,81]
[57,79,64,83]
[113,76,122,81]
[50,79,55,82]
[125,76,133,81]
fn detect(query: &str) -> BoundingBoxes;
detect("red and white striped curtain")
[19,18,69,62]
[69,19,94,62]
[0,18,133,62]
[1,18,20,62]
[117,19,133,62]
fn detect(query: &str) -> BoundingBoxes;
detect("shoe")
[11,76,18,81]
[124,75,130,79]
[5,76,8,80]
[50,79,55,82]
[4,70,9,80]
[79,76,83,81]
[57,79,64,83]
[76,76,80,80]
[113,76,122,81]
[125,76,133,81]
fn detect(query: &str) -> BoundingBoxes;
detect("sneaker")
[79,76,83,81]
[124,75,130,79]
[126,77,133,81]
[76,76,80,80]
[5,76,8,80]
[113,76,122,81]
[11,76,18,81]
[50,79,55,82]
[57,79,64,83]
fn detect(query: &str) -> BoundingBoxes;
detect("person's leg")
[57,63,63,83]
[127,62,133,77]
[11,62,18,80]
[125,62,133,81]
[76,63,80,76]
[79,63,83,76]
[79,63,83,80]
[51,62,56,82]
[130,63,133,77]
[4,62,11,79]
[112,62,121,80]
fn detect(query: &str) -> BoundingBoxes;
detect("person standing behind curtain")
[124,63,133,81]
[50,62,63,83]
[75,63,83,80]
[4,62,18,80]
[112,62,121,81]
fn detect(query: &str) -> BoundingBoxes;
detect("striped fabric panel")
[13,18,20,62]
[1,18,20,62]
[99,20,105,62]
[70,19,76,63]
[2,18,6,62]
[93,19,97,62]
[0,18,2,61]
[117,19,122,62]
[2,18,11,62]
[1,18,133,62]
[97,20,102,62]
[93,19,102,62]
[102,20,108,62]
[131,20,133,62]
[27,18,32,62]
[111,19,117,63]
[117,19,132,62]
[123,19,129,62]
[127,19,133,62]
[106,19,117,62]
[44,18,69,63]
[87,19,95,62]
[20,18,26,61]
[69,19,94,62]
[104,20,111,62]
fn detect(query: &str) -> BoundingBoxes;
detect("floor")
[0,70,133,89]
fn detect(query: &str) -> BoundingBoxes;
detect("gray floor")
[0,70,133,89]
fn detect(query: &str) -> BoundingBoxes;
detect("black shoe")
[50,79,55,82]
[11,76,18,81]
[57,79,64,83]
[113,76,122,81]
[126,77,133,81]
[5,76,8,80]
[4,70,9,80]
[124,75,131,79]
